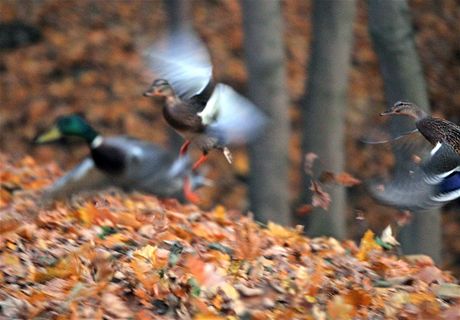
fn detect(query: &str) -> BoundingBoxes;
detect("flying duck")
[143,29,267,171]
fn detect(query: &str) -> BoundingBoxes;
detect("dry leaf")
[310,181,331,210]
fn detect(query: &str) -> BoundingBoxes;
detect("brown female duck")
[143,30,267,171]
[373,101,460,208]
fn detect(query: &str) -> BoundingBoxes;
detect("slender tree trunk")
[299,0,357,239]
[368,0,441,263]
[242,0,291,225]
[164,0,191,33]
[164,0,192,151]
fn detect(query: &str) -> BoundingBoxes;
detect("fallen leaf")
[356,230,382,261]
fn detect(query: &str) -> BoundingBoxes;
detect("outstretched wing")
[43,158,110,200]
[369,142,460,210]
[201,84,268,146]
[145,29,213,103]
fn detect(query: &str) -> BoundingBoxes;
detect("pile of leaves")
[1,154,460,319]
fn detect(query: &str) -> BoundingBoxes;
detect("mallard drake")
[36,114,208,202]
[143,29,267,171]
[371,101,460,209]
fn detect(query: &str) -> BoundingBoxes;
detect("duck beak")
[143,90,154,97]
[35,126,62,143]
[380,110,395,116]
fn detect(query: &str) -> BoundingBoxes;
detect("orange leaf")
[356,230,381,261]
[335,172,361,186]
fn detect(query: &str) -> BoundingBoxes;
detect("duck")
[371,101,460,209]
[35,114,209,202]
[143,29,267,171]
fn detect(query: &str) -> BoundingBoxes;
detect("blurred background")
[1,0,460,276]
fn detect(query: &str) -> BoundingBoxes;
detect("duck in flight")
[371,101,460,209]
[143,30,267,172]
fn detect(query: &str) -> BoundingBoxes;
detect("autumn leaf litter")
[1,154,460,319]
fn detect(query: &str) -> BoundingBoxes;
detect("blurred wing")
[104,136,171,182]
[44,158,110,199]
[369,142,460,210]
[368,167,439,211]
[361,116,418,144]
[103,136,192,197]
[422,142,460,182]
[202,84,268,145]
[145,29,212,101]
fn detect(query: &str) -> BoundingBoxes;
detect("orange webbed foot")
[183,176,201,204]
[192,153,208,171]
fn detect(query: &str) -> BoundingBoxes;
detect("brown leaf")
[101,292,133,318]
[304,152,318,176]
[319,171,336,184]
[310,181,331,210]
[335,172,361,186]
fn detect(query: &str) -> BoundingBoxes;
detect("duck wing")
[102,137,172,182]
[199,84,268,145]
[145,29,213,109]
[43,157,110,200]
[102,136,202,197]
[369,141,460,210]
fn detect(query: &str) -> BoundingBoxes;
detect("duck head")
[380,101,428,120]
[143,79,175,100]
[36,114,99,144]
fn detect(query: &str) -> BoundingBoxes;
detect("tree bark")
[299,0,357,239]
[368,0,441,263]
[164,0,191,33]
[241,0,291,225]
[164,0,192,151]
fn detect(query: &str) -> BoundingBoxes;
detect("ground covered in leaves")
[2,0,460,276]
[2,155,460,319]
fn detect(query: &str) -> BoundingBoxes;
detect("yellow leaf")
[409,292,437,305]
[356,230,381,261]
[214,205,227,222]
[218,283,239,300]
[6,242,17,250]
[327,295,354,320]
[34,255,79,283]
[1,252,20,267]
[98,233,129,247]
[194,313,225,320]
[133,245,157,262]
[267,221,298,239]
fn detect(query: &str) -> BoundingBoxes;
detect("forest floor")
[1,0,460,302]
[2,154,460,319]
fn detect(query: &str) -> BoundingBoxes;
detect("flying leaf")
[310,181,331,210]
[335,172,361,186]
[304,152,318,176]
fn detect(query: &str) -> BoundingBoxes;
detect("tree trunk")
[241,0,291,225]
[368,0,441,263]
[164,0,192,151]
[164,0,191,33]
[299,0,357,239]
